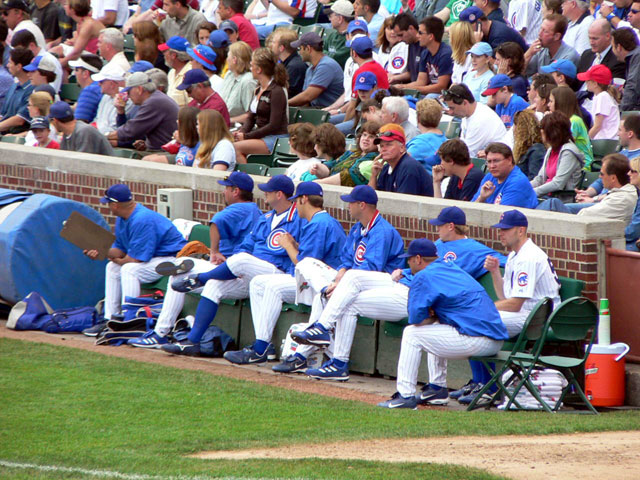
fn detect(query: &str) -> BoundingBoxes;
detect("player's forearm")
[209,224,221,254]
[491,270,505,300]
[107,247,126,260]
[283,244,299,265]
[495,297,526,313]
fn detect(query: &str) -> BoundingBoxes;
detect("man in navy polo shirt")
[482,74,529,128]
[392,12,423,83]
[459,6,529,52]
[368,124,433,197]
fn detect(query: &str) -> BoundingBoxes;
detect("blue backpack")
[7,292,97,333]
[172,318,236,357]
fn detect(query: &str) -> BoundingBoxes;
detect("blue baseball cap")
[428,206,466,226]
[348,36,373,56]
[100,184,133,204]
[466,42,493,57]
[30,116,49,130]
[258,175,295,197]
[177,68,209,90]
[289,181,323,200]
[540,59,577,79]
[217,171,254,192]
[459,6,484,23]
[354,71,377,91]
[399,238,438,258]
[340,185,378,205]
[158,36,190,52]
[209,30,230,48]
[48,101,73,119]
[482,74,512,96]
[491,210,528,229]
[347,19,368,34]
[24,55,57,73]
[129,60,154,73]
[187,44,217,71]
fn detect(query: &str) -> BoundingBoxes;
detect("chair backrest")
[188,224,211,247]
[274,138,293,155]
[293,5,322,25]
[558,276,584,301]
[267,167,288,176]
[299,25,324,36]
[60,83,81,103]
[471,157,486,172]
[274,156,297,167]
[288,106,299,123]
[111,148,141,159]
[236,163,268,176]
[522,298,554,343]
[403,88,420,99]
[581,171,600,190]
[1,136,26,144]
[294,109,330,125]
[591,139,620,160]
[445,121,461,139]
[123,34,135,51]
[544,296,598,343]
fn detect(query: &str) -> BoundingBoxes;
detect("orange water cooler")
[585,343,630,407]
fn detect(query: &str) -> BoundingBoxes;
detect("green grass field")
[1,338,639,480]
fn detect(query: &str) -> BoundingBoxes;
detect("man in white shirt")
[255,0,318,39]
[561,0,593,55]
[91,0,129,28]
[354,0,385,41]
[507,0,543,45]
[159,35,192,107]
[442,83,507,157]
[92,63,134,134]
[98,28,130,73]
[11,29,63,92]
[1,0,46,50]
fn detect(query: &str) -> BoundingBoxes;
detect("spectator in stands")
[512,110,546,179]
[475,0,505,22]
[0,47,34,134]
[578,64,621,139]
[23,55,59,95]
[255,0,318,39]
[375,17,408,81]
[369,124,433,196]
[549,86,594,168]
[217,0,259,50]
[107,72,179,151]
[540,58,578,89]
[561,0,593,55]
[449,19,475,85]
[160,0,207,46]
[177,68,230,126]
[98,28,130,73]
[8,90,56,145]
[435,0,475,29]
[577,19,626,88]
[197,21,216,45]
[11,30,63,92]
[625,156,640,250]
[442,83,507,157]
[459,6,528,52]
[50,100,114,155]
[91,0,129,28]
[160,35,192,107]
[392,12,423,84]
[619,114,640,159]
[380,96,420,140]
[194,109,236,170]
[132,21,166,73]
[350,34,389,93]
[399,16,452,96]
[245,0,268,26]
[525,13,580,76]
[315,120,381,186]
[531,111,585,201]
[219,41,257,122]
[29,116,59,149]
[433,138,485,200]
[598,0,632,28]
[473,142,540,207]
[612,27,640,111]
[495,42,529,99]
[93,64,133,134]
[208,30,230,75]
[187,44,224,92]
[309,123,346,168]
[507,0,544,45]
[621,0,640,36]
[289,32,344,108]
[145,106,200,165]
[528,73,556,115]
[1,0,46,49]
[286,122,324,181]
[406,98,447,174]
[54,0,74,46]
[271,27,307,98]
[32,0,61,44]
[482,74,529,128]
[463,41,494,103]
[354,0,384,41]
[234,48,288,163]
[50,0,103,68]
[323,0,353,68]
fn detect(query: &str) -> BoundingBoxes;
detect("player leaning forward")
[378,238,509,409]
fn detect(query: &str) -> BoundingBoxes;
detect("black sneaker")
[449,380,478,400]
[272,355,307,373]
[83,320,108,337]
[161,338,200,356]
[155,259,195,276]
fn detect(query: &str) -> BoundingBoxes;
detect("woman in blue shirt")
[406,98,447,174]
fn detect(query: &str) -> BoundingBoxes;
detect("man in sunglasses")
[1,0,46,50]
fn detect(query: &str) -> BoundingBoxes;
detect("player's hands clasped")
[484,255,500,273]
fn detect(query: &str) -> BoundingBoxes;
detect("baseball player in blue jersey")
[83,184,187,336]
[378,239,509,409]
[161,175,305,356]
[275,185,405,376]
[128,172,261,348]
[223,182,347,365]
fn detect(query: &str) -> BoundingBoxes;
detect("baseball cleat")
[161,338,200,356]
[155,259,195,276]
[449,380,478,400]
[378,392,418,409]
[224,342,275,365]
[415,384,449,405]
[127,331,169,348]
[290,322,331,346]
[458,383,494,405]
[305,360,349,381]
[272,354,308,373]
[171,274,204,293]
[82,320,108,337]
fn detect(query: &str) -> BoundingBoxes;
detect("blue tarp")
[0,190,109,309]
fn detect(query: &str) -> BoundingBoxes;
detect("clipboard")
[60,211,116,261]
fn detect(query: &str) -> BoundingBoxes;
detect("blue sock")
[332,358,347,369]
[188,297,218,343]
[428,383,443,391]
[197,262,237,283]
[469,360,484,384]
[253,339,269,355]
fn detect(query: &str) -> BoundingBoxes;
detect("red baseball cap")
[577,64,613,85]
[374,129,406,144]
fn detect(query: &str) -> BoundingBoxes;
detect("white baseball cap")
[330,0,354,17]
[69,57,101,74]
[91,63,126,82]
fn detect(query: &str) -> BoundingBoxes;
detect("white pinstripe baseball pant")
[250,273,297,343]
[499,310,529,338]
[396,323,503,397]
[104,256,174,320]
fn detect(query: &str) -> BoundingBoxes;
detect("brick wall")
[0,145,621,302]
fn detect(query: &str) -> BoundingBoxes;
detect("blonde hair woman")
[195,109,236,170]
[12,91,58,146]
[449,20,476,84]
[219,41,257,123]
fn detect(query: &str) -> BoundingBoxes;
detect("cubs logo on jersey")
[443,251,457,262]
[517,271,528,287]
[354,241,367,265]
[391,56,405,69]
[495,192,503,204]
[267,228,286,251]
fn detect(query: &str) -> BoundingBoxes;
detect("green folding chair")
[246,137,295,166]
[293,6,322,26]
[266,167,288,176]
[236,163,268,175]
[0,136,26,144]
[294,109,330,125]
[124,33,135,51]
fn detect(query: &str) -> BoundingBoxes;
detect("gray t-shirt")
[60,120,114,156]
[526,42,580,76]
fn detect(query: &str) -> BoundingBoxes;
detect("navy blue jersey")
[418,42,453,84]
[376,153,433,197]
[435,237,507,279]
[113,204,186,262]
[210,202,262,257]
[339,211,404,273]
[297,210,347,271]
[236,203,306,273]
[408,259,509,340]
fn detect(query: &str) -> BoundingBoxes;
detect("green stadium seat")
[111,148,142,159]
[60,83,81,103]
[1,136,26,144]
[298,25,324,36]
[266,167,288,176]
[294,109,330,125]
[236,163,268,176]
[247,137,296,166]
